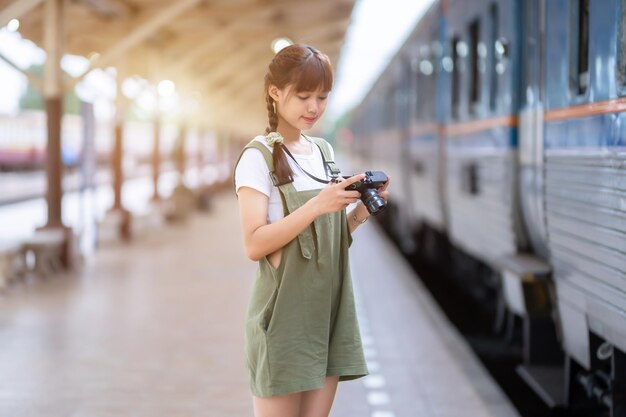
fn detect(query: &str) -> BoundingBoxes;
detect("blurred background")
[0,0,428,253]
[1,1,626,417]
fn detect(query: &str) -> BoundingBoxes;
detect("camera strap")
[280,142,339,185]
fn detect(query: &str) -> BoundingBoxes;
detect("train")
[346,0,626,415]
[0,110,194,172]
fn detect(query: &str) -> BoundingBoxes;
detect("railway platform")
[0,193,520,417]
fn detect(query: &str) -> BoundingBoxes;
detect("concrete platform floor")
[0,194,520,417]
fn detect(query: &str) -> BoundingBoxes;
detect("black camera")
[343,170,388,215]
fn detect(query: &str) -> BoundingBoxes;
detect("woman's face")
[273,85,329,132]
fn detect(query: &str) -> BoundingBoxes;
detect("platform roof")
[0,0,355,136]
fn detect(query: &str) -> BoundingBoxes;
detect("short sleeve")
[234,147,272,197]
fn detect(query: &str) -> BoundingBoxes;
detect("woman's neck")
[276,123,301,143]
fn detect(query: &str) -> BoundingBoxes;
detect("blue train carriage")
[348,44,416,247]
[538,0,626,412]
[403,4,446,249]
[348,3,444,252]
[348,75,384,173]
[442,0,524,270]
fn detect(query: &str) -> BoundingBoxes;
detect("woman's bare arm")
[238,174,365,261]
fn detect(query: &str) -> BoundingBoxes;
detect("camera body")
[343,170,388,215]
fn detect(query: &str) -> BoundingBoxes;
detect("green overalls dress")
[235,137,368,397]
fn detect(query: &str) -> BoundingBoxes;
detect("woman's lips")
[302,116,317,123]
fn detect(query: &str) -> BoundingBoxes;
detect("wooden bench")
[20,229,66,278]
[0,241,24,289]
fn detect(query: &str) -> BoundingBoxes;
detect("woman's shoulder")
[249,135,271,150]
[304,135,335,159]
[238,135,273,161]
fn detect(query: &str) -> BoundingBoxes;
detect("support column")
[112,69,127,211]
[43,0,64,230]
[175,124,187,181]
[40,0,74,268]
[109,70,132,240]
[196,128,204,175]
[151,110,161,201]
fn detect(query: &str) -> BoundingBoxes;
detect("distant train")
[348,0,626,415]
[0,111,187,172]
[0,112,83,170]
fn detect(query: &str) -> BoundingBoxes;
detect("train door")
[518,0,549,260]
[394,57,418,251]
[442,0,521,265]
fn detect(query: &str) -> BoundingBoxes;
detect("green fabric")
[236,139,367,397]
[307,135,341,177]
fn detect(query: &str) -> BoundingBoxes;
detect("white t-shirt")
[235,135,338,224]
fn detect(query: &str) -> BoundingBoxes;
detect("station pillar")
[108,73,132,240]
[151,112,161,202]
[43,0,64,230]
[42,0,75,268]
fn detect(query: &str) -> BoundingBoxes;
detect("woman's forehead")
[285,85,330,94]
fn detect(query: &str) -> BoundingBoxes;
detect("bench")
[20,229,66,278]
[0,241,24,289]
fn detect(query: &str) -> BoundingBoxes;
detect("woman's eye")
[318,96,328,101]
[297,96,309,100]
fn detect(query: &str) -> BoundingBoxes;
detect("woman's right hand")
[311,174,365,215]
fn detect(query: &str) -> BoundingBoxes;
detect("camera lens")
[361,188,386,215]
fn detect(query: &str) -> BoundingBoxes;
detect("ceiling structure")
[0,0,356,137]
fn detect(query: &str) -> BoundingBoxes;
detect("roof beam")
[165,19,248,78]
[79,0,135,19]
[200,34,341,103]
[96,0,202,68]
[0,0,44,27]
[0,51,43,91]
[66,0,202,90]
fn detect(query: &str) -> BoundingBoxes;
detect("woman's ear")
[268,85,280,102]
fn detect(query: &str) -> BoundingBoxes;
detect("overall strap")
[233,139,316,260]
[233,140,294,192]
[307,136,341,177]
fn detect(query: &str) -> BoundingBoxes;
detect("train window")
[451,35,461,119]
[569,0,589,96]
[461,163,480,195]
[489,3,498,111]
[619,0,626,87]
[469,18,481,114]
[416,43,435,121]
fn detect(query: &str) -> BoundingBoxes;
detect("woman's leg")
[300,376,340,417]
[253,392,302,417]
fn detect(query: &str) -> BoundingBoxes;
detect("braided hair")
[263,44,333,184]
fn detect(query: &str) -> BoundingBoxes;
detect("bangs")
[291,53,333,93]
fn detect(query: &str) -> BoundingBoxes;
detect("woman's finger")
[378,175,391,192]
[337,173,366,187]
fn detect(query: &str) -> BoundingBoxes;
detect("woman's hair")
[264,44,333,184]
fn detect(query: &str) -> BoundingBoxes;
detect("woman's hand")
[378,175,391,203]
[311,174,365,215]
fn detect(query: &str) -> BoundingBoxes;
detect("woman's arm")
[238,174,365,261]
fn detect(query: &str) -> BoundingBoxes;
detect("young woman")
[234,44,389,417]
